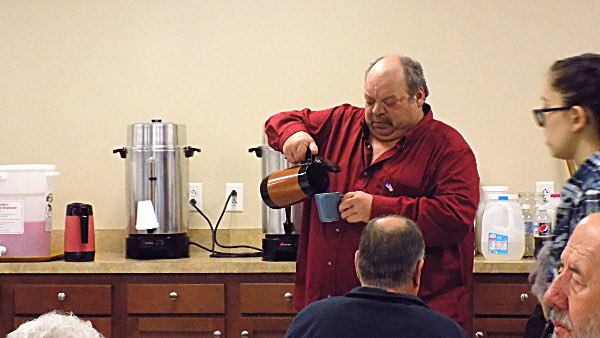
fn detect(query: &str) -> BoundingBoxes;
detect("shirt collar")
[346,286,429,308]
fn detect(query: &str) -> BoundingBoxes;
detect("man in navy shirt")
[284,215,467,338]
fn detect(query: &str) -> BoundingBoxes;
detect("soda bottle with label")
[534,206,551,257]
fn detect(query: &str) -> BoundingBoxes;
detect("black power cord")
[189,190,262,258]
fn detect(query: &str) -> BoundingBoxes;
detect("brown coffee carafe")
[260,151,340,209]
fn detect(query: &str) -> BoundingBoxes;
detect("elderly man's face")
[363,58,425,143]
[543,216,600,337]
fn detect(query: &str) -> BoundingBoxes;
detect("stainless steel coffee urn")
[113,119,200,259]
[249,139,301,261]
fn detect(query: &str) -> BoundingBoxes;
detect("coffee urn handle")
[184,146,201,158]
[112,147,127,159]
[248,146,263,158]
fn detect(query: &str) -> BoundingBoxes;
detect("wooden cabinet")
[11,283,113,337]
[14,284,112,315]
[0,273,295,338]
[473,274,536,338]
[237,283,296,338]
[126,283,225,337]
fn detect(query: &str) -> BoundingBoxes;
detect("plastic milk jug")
[475,186,509,254]
[481,194,525,261]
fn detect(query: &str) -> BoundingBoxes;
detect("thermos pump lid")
[66,203,93,216]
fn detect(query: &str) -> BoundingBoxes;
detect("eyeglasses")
[532,106,572,127]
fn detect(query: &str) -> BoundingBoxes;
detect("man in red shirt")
[265,54,479,329]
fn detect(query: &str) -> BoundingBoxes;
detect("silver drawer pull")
[475,332,484,338]
[57,292,66,302]
[520,293,529,302]
[241,330,249,338]
[213,331,222,338]
[284,292,293,302]
[169,291,178,301]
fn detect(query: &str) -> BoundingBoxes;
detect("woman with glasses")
[525,53,600,338]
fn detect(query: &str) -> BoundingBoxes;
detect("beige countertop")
[0,251,534,275]
[0,251,296,274]
[0,229,535,275]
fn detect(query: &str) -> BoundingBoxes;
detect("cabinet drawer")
[14,285,112,315]
[240,283,296,314]
[473,317,529,338]
[127,284,224,314]
[15,317,112,338]
[127,317,225,337]
[474,283,537,315]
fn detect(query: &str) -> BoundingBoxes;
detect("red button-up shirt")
[265,103,479,328]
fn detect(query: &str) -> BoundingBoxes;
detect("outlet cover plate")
[225,183,243,212]
[189,182,203,211]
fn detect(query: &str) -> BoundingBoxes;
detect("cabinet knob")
[520,293,529,302]
[213,331,222,338]
[169,291,178,301]
[284,292,293,302]
[57,292,66,302]
[241,330,249,338]
[475,332,484,338]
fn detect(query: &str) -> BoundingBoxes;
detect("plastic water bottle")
[481,194,525,261]
[544,193,561,231]
[522,204,535,257]
[533,207,552,257]
[476,186,509,254]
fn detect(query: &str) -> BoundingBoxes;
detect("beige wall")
[1,1,598,230]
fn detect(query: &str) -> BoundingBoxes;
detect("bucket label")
[488,232,508,255]
[0,200,24,234]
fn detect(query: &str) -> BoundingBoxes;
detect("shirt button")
[327,261,332,266]
[335,228,340,233]
[362,172,368,176]
[366,144,372,149]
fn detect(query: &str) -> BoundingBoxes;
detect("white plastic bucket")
[481,194,525,261]
[0,164,59,257]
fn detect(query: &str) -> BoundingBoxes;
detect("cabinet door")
[473,283,536,315]
[237,317,294,338]
[127,317,225,338]
[473,318,529,338]
[127,284,225,314]
[14,317,112,338]
[239,283,296,314]
[13,285,112,315]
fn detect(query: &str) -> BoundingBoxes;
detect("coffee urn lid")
[127,119,187,148]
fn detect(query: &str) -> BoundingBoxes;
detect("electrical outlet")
[225,183,243,212]
[189,182,203,211]
[536,181,555,202]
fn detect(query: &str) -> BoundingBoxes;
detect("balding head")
[365,55,429,98]
[355,215,425,293]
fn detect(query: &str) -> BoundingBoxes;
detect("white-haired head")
[7,311,104,338]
